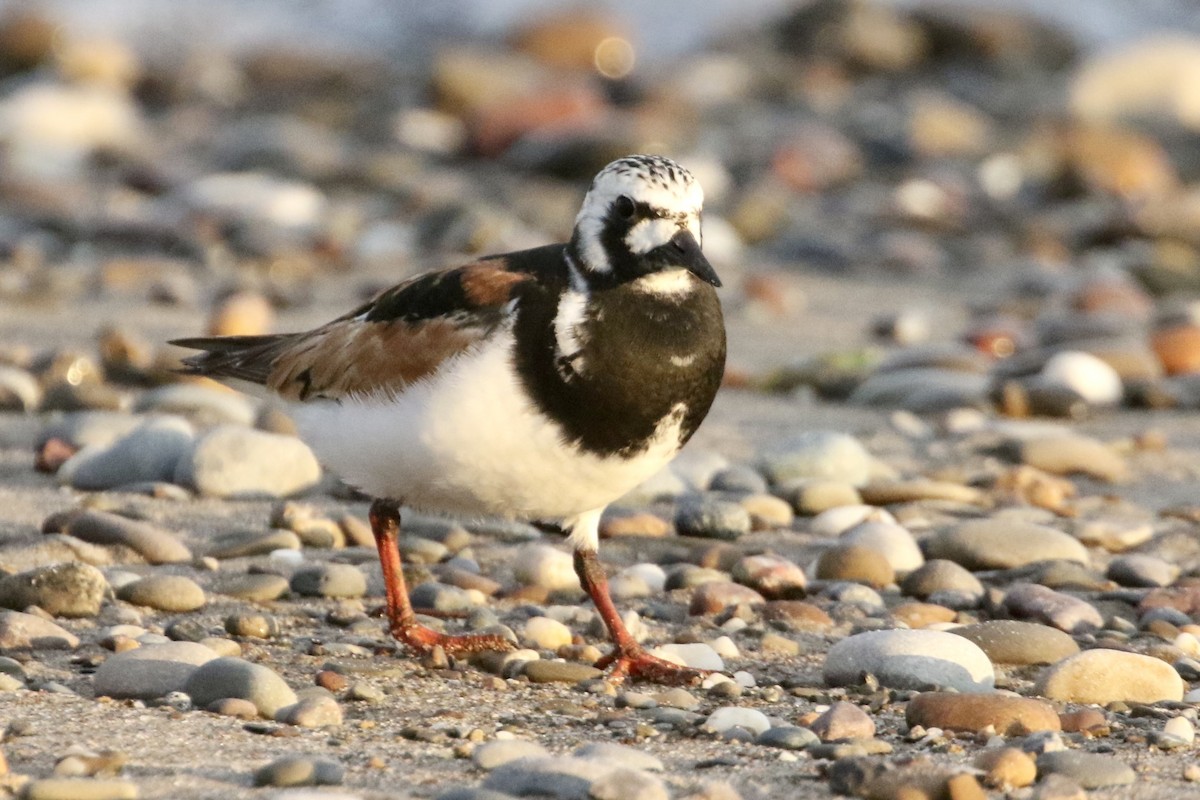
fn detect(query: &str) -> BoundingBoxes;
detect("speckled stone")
[0,611,79,649]
[1035,648,1184,705]
[0,562,107,617]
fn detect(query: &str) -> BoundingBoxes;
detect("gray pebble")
[758,430,872,486]
[483,756,612,800]
[0,610,79,649]
[901,560,984,605]
[674,494,751,541]
[59,416,194,491]
[823,629,994,693]
[93,641,220,699]
[252,756,345,787]
[574,741,663,772]
[409,582,478,613]
[0,562,107,617]
[756,725,819,750]
[703,706,771,735]
[925,519,1088,570]
[207,529,301,559]
[709,464,768,494]
[289,564,366,598]
[213,573,290,602]
[1036,751,1135,788]
[276,695,343,727]
[949,620,1079,665]
[64,510,192,564]
[522,661,601,684]
[174,424,321,498]
[135,383,257,427]
[183,656,298,717]
[117,575,206,612]
[473,739,550,770]
[1002,583,1103,633]
[588,768,668,800]
[1106,554,1179,588]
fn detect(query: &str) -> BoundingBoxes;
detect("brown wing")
[173,258,531,402]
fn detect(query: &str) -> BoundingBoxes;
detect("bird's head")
[569,155,720,293]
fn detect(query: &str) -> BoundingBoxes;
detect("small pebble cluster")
[4,2,1200,799]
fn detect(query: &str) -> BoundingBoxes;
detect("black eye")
[614,195,635,220]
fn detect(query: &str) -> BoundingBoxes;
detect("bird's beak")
[667,229,721,288]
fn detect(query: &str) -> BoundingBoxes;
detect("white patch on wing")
[553,289,589,376]
[625,217,678,254]
[633,269,694,297]
[291,328,689,523]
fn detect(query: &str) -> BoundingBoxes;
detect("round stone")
[949,620,1079,665]
[207,530,301,559]
[674,494,752,541]
[901,560,984,605]
[0,611,79,650]
[1001,583,1103,634]
[20,779,139,800]
[522,661,601,683]
[63,510,192,564]
[1106,554,1179,588]
[703,706,771,735]
[824,629,995,693]
[174,424,321,498]
[840,521,924,575]
[1039,351,1123,405]
[224,613,279,639]
[289,564,366,598]
[810,505,897,537]
[1016,433,1128,482]
[473,740,551,770]
[521,616,573,651]
[758,430,872,486]
[784,479,863,516]
[512,544,579,592]
[277,695,343,727]
[213,573,289,602]
[93,641,219,700]
[252,756,345,787]
[117,575,206,612]
[974,748,1037,790]
[756,725,820,751]
[730,554,806,598]
[906,691,1060,735]
[648,643,724,671]
[1035,649,1184,704]
[1035,751,1135,789]
[815,543,895,588]
[573,742,663,772]
[183,657,298,718]
[924,519,1088,570]
[688,582,765,615]
[0,563,107,617]
[810,701,876,741]
[59,416,194,491]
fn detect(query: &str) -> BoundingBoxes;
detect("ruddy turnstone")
[173,154,727,683]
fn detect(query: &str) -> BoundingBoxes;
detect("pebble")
[521,616,573,651]
[653,687,701,711]
[133,384,257,427]
[809,505,897,538]
[214,574,290,602]
[840,521,924,575]
[207,529,302,559]
[924,519,1089,570]
[574,742,663,772]
[0,563,107,617]
[1016,433,1129,482]
[901,560,984,606]
[276,695,344,727]
[473,740,550,770]
[1106,553,1179,588]
[756,726,819,751]
[58,416,194,491]
[815,543,895,588]
[481,756,614,798]
[608,564,666,600]
[824,629,995,693]
[225,613,279,639]
[93,641,220,700]
[949,620,1079,665]
[174,424,321,498]
[1035,751,1135,789]
[783,479,863,515]
[648,643,725,672]
[974,747,1038,789]
[1002,583,1103,634]
[810,701,876,741]
[513,544,580,592]
[1039,351,1124,405]
[758,431,872,486]
[409,582,477,613]
[0,364,41,411]
[589,768,669,800]
[289,564,367,598]
[673,494,752,540]
[63,511,192,564]
[730,555,806,598]
[703,706,771,736]
[906,692,1061,735]
[117,576,206,612]
[20,779,140,800]
[253,756,344,787]
[0,610,79,649]
[689,582,766,615]
[522,661,601,684]
[1034,648,1185,704]
[209,697,260,719]
[183,657,298,718]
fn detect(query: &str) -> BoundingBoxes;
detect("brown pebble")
[815,543,895,588]
[209,290,274,337]
[208,697,260,719]
[974,747,1037,789]
[1058,708,1108,734]
[760,601,833,630]
[316,670,348,692]
[599,511,671,538]
[906,692,1060,735]
[890,601,956,629]
[688,582,766,615]
[945,773,987,800]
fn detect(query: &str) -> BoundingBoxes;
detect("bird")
[172,154,727,683]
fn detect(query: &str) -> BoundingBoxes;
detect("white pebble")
[810,505,897,538]
[707,636,740,659]
[1165,717,1195,744]
[703,706,771,735]
[1040,351,1123,405]
[521,616,573,651]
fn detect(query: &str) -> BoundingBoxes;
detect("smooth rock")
[133,384,257,427]
[473,740,550,770]
[183,657,298,718]
[841,521,924,575]
[253,756,344,787]
[1106,554,1179,588]
[1039,351,1123,405]
[824,629,995,693]
[213,573,290,602]
[689,582,765,615]
[906,692,1060,735]
[0,563,107,617]
[1036,751,1135,789]
[703,706,771,735]
[674,495,751,541]
[20,778,139,800]
[482,755,612,799]
[901,560,984,605]
[810,701,876,741]
[521,616,573,651]
[925,520,1089,570]
[1016,434,1128,482]
[730,554,806,598]
[758,431,872,486]
[949,620,1079,665]
[522,661,601,684]
[975,747,1038,789]
[756,725,820,750]
[276,695,343,727]
[93,641,219,700]
[289,564,366,598]
[59,417,194,491]
[117,575,206,612]
[648,643,725,672]
[513,544,580,592]
[175,425,321,498]
[810,505,897,537]
[63,511,192,564]
[588,768,668,800]
[0,610,79,649]
[574,742,663,772]
[1035,648,1184,704]
[1001,583,1103,634]
[207,529,301,559]
[815,543,895,588]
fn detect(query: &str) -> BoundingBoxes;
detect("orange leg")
[574,549,710,685]
[370,499,514,656]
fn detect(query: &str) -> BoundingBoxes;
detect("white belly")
[291,329,686,521]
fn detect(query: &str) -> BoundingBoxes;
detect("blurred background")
[6,0,1200,416]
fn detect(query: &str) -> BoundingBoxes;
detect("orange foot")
[596,646,712,685]
[393,621,515,657]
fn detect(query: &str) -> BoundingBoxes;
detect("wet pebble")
[824,629,994,692]
[63,511,192,564]
[1035,648,1184,704]
[174,424,321,498]
[183,657,298,718]
[117,575,206,612]
[253,756,344,787]
[289,564,366,598]
[0,562,107,617]
[0,610,79,649]
[925,519,1088,570]
[1036,751,1135,789]
[674,494,751,540]
[93,641,219,700]
[949,620,1079,665]
[906,691,1060,735]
